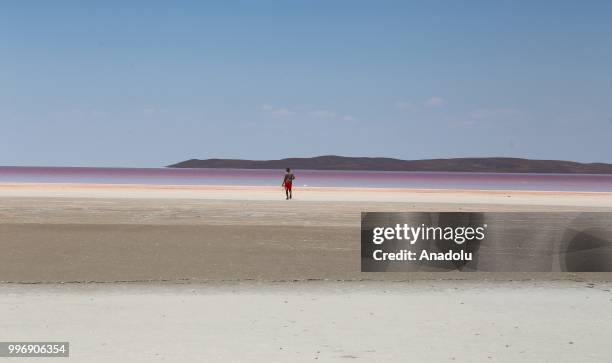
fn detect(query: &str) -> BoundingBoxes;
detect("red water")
[0,166,611,192]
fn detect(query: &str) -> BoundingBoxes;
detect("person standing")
[282,168,295,200]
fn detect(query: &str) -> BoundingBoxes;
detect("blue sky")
[1,1,611,167]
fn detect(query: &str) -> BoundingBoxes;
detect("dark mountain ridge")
[167,156,612,174]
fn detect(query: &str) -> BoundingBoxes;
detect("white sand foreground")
[1,280,611,362]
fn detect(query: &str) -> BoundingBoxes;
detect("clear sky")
[1,1,611,167]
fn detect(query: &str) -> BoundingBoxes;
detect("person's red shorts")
[284,182,292,191]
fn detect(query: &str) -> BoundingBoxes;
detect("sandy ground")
[0,183,611,282]
[1,182,612,206]
[1,281,611,362]
[1,183,612,361]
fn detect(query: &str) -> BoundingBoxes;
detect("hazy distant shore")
[168,155,612,174]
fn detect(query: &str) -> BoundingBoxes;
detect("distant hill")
[167,156,612,174]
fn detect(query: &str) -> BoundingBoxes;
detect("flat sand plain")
[2,183,612,362]
[1,183,611,282]
[2,280,612,363]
